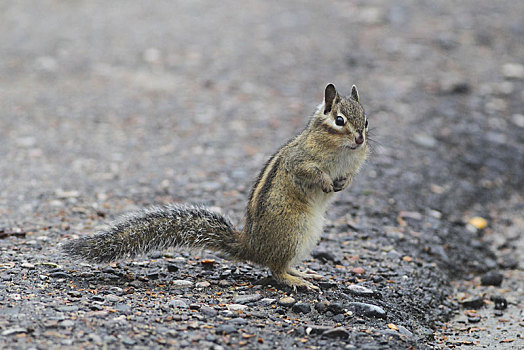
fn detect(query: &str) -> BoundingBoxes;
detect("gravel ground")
[1,1,523,349]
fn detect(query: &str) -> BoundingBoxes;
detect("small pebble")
[189,304,200,310]
[232,294,262,304]
[311,249,340,263]
[480,271,503,286]
[228,304,248,311]
[305,325,331,336]
[502,63,524,79]
[195,281,211,288]
[346,284,375,296]
[510,114,524,128]
[59,320,75,328]
[315,301,329,313]
[322,327,350,340]
[105,294,121,303]
[218,280,232,287]
[67,291,82,298]
[200,306,218,317]
[168,299,188,309]
[327,303,344,315]
[278,297,296,307]
[257,298,277,306]
[172,280,194,289]
[332,314,345,323]
[348,302,386,318]
[468,217,488,230]
[49,272,69,279]
[121,336,136,346]
[292,302,311,314]
[167,264,179,272]
[490,295,508,310]
[216,324,237,335]
[351,267,366,275]
[460,297,484,309]
[397,325,413,337]
[1,328,27,336]
[413,133,437,149]
[147,271,159,280]
[467,316,481,323]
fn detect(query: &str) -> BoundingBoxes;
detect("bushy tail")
[61,204,244,263]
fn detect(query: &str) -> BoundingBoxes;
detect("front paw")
[321,181,334,193]
[333,177,347,192]
[318,171,334,193]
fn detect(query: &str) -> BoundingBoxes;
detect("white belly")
[291,193,331,266]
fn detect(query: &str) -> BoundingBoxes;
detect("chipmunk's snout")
[355,133,364,145]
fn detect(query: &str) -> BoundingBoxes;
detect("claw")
[272,271,320,292]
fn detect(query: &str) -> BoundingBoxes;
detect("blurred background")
[1,1,523,218]
[0,1,523,348]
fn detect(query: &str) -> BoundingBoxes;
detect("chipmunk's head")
[315,83,368,150]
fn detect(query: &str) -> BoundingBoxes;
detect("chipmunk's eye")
[365,120,368,128]
[335,116,345,126]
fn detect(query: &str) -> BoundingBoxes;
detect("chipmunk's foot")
[272,271,320,291]
[288,267,324,281]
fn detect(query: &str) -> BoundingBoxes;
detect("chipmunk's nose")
[355,133,364,145]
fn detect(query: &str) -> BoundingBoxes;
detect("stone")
[172,280,194,289]
[257,298,276,306]
[311,249,340,263]
[1,328,27,336]
[67,291,82,298]
[147,271,159,280]
[292,302,311,314]
[413,133,437,149]
[49,272,69,279]
[120,336,136,345]
[467,316,481,323]
[168,299,188,309]
[105,294,121,303]
[200,306,218,317]
[232,294,262,304]
[216,324,237,335]
[460,297,485,309]
[59,320,75,328]
[490,295,508,310]
[195,281,211,288]
[351,267,366,275]
[115,304,131,313]
[502,63,524,79]
[348,302,386,318]
[322,327,350,340]
[167,264,179,272]
[327,303,344,315]
[315,301,329,313]
[346,284,375,296]
[397,325,413,337]
[278,296,296,307]
[510,114,524,128]
[305,325,331,336]
[228,304,248,312]
[480,271,503,286]
[332,314,345,323]
[21,262,35,269]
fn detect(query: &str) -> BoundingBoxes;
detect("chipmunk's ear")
[324,83,338,114]
[351,85,360,103]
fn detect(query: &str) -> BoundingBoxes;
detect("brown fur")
[62,84,369,291]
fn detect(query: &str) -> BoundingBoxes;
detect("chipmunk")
[62,83,369,290]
